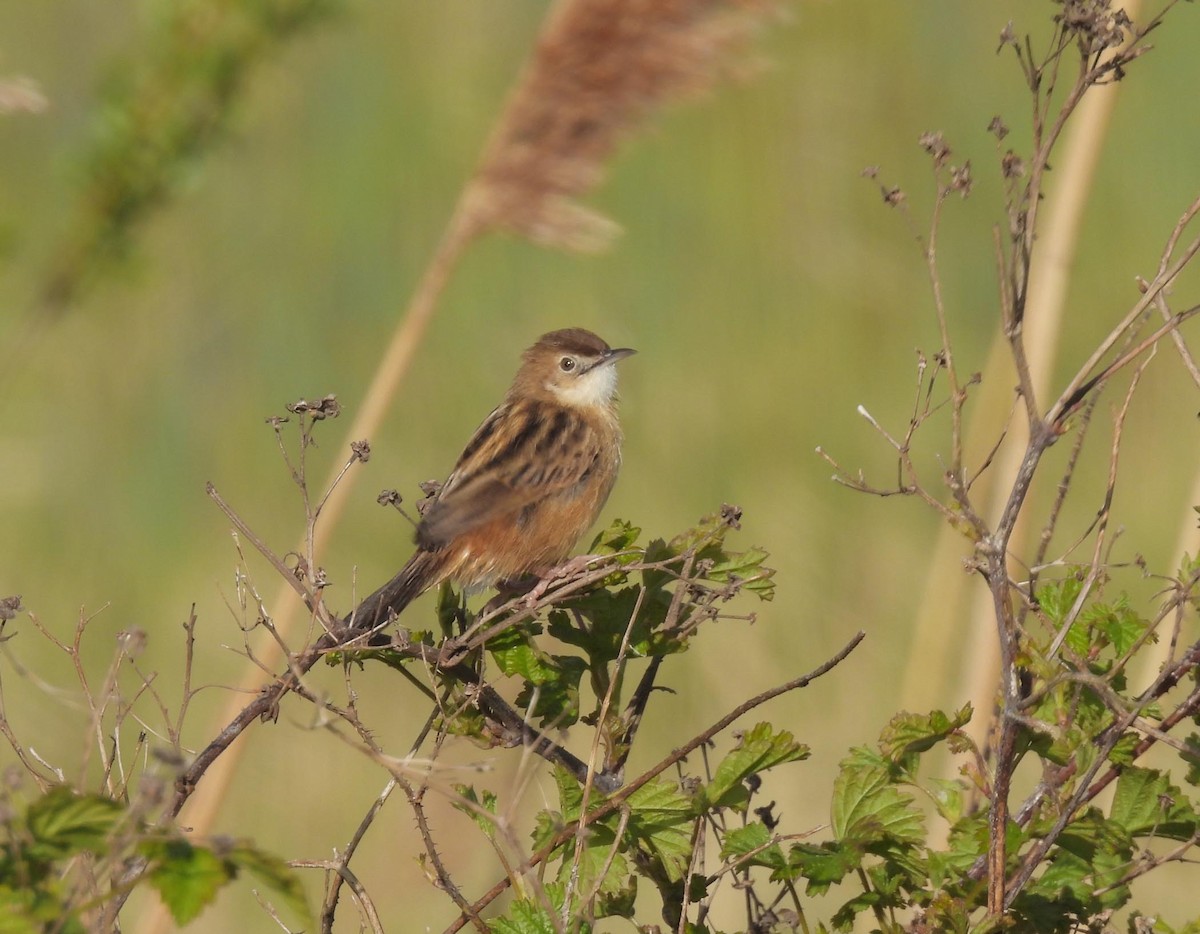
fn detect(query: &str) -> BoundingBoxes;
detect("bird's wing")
[415,400,606,550]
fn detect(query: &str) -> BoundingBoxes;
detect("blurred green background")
[3,1,1200,930]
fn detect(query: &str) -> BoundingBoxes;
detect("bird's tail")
[348,549,448,632]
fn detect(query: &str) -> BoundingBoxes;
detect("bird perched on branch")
[360,327,635,627]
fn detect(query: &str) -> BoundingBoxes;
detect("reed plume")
[461,0,777,252]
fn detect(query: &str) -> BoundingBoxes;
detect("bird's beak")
[604,347,637,365]
[580,346,635,374]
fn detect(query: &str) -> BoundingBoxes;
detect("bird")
[358,327,635,628]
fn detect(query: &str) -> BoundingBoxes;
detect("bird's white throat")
[549,363,618,408]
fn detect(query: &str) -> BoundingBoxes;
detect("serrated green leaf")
[719,820,770,856]
[831,748,923,846]
[487,626,557,684]
[702,723,809,810]
[227,844,310,922]
[1080,596,1150,657]
[531,810,566,853]
[554,766,584,821]
[1009,889,1087,932]
[589,519,642,558]
[553,588,668,660]
[667,511,735,555]
[1049,810,1133,909]
[790,840,860,894]
[25,787,124,859]
[1038,575,1085,628]
[514,655,586,728]
[144,840,233,925]
[708,546,776,601]
[1110,767,1199,841]
[936,812,987,878]
[831,887,882,930]
[918,892,973,934]
[878,705,972,761]
[625,779,694,883]
[1108,733,1141,767]
[552,832,629,911]
[719,822,787,876]
[1030,846,1096,907]
[488,897,559,934]
[454,785,500,841]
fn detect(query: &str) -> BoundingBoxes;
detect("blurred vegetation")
[2,0,1200,931]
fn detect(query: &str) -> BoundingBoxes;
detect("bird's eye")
[559,356,576,372]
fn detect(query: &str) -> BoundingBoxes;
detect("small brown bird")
[370,328,635,623]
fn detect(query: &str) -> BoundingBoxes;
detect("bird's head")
[513,328,636,408]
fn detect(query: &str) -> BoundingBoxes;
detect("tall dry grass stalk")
[899,0,1142,844]
[137,3,779,931]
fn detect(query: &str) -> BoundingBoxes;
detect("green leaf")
[144,840,233,925]
[790,840,860,894]
[488,897,560,934]
[1108,732,1140,767]
[25,787,124,860]
[707,546,777,601]
[226,844,310,922]
[1110,767,1199,841]
[531,810,567,854]
[831,887,882,930]
[926,777,966,825]
[1049,810,1133,909]
[552,834,629,912]
[1182,732,1200,786]
[701,722,809,810]
[436,580,465,639]
[552,588,668,660]
[919,892,973,934]
[1009,889,1087,932]
[454,785,500,841]
[589,519,642,558]
[514,655,585,728]
[1079,595,1149,657]
[830,748,923,847]
[0,885,51,934]
[625,779,695,883]
[1030,846,1096,911]
[1037,575,1084,629]
[487,626,557,684]
[595,873,636,919]
[667,510,736,555]
[878,705,972,761]
[554,766,585,821]
[719,822,788,877]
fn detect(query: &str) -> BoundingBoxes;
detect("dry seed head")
[462,0,779,252]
